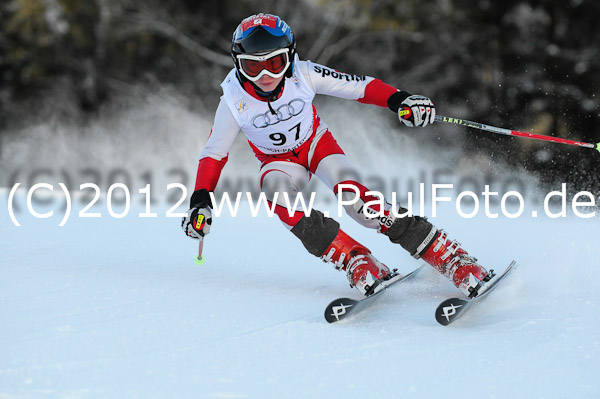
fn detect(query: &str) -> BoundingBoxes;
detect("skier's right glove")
[181,189,212,239]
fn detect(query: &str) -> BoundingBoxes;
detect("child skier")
[182,13,495,298]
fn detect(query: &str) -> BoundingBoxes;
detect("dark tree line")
[1,0,598,191]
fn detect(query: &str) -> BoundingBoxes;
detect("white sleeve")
[199,97,241,161]
[298,59,375,100]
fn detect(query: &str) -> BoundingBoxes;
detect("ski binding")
[324,265,424,323]
[435,260,517,326]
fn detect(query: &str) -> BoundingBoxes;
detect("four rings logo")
[252,99,306,128]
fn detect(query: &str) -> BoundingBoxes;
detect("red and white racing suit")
[191,57,491,296]
[194,57,399,235]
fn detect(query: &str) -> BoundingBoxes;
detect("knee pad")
[384,215,437,256]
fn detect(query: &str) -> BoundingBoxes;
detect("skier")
[182,13,495,298]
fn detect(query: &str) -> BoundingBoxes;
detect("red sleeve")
[194,155,228,191]
[356,79,398,108]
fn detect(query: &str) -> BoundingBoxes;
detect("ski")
[435,260,517,326]
[324,265,425,323]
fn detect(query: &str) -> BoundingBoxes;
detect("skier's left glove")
[398,95,435,127]
[181,189,212,239]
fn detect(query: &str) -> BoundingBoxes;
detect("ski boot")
[417,229,495,298]
[321,229,392,296]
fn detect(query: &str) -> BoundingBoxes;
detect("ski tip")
[435,298,469,326]
[195,255,205,265]
[507,260,517,271]
[324,298,358,323]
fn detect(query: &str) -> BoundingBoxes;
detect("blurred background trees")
[1,0,598,191]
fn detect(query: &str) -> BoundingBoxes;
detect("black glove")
[181,189,213,239]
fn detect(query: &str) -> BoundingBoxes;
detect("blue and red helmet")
[231,13,296,82]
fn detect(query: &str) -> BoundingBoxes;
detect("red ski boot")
[321,229,391,296]
[418,229,494,298]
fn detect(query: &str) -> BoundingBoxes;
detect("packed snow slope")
[2,198,599,399]
[1,99,599,398]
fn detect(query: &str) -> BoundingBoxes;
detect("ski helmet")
[231,13,296,83]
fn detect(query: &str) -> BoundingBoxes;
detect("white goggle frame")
[237,48,290,82]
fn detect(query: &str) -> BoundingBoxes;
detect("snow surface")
[1,100,599,398]
[2,198,599,399]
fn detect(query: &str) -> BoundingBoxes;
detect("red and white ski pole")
[434,113,600,153]
[399,107,599,152]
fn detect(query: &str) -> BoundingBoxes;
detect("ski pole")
[191,210,207,265]
[433,114,600,153]
[195,236,205,265]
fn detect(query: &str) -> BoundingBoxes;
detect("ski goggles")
[237,48,290,82]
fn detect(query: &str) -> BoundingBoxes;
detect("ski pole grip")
[398,107,412,120]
